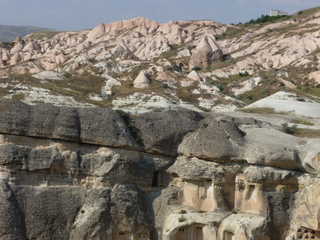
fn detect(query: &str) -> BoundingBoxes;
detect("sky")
[0,0,319,31]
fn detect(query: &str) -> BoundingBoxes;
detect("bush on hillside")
[246,14,289,24]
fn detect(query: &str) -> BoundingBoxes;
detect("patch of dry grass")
[27,31,61,40]
[291,118,314,126]
[292,128,320,138]
[236,107,292,115]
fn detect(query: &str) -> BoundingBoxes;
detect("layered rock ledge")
[0,100,319,239]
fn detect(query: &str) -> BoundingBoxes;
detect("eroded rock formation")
[189,34,224,69]
[0,100,319,239]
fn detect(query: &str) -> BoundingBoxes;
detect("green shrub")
[239,71,249,77]
[281,123,298,134]
[191,66,201,71]
[245,14,289,24]
[236,180,245,191]
[179,209,187,214]
[161,83,169,89]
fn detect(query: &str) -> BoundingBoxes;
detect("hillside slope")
[0,8,319,113]
[0,24,56,42]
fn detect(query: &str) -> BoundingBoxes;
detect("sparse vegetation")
[236,180,245,191]
[191,66,201,71]
[116,110,143,145]
[291,128,320,138]
[245,14,290,24]
[176,82,199,106]
[291,118,314,126]
[153,44,182,62]
[112,62,150,80]
[292,6,320,20]
[215,26,248,40]
[27,31,61,40]
[281,123,298,134]
[231,209,238,214]
[0,42,14,50]
[4,73,108,106]
[179,209,187,214]
[236,107,277,114]
[11,93,25,100]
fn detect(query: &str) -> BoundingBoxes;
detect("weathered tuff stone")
[0,99,320,239]
[28,103,60,137]
[110,184,152,233]
[69,188,112,240]
[0,180,27,240]
[189,34,224,69]
[133,108,204,156]
[52,107,81,141]
[242,128,302,170]
[12,186,86,240]
[76,107,138,148]
[178,118,245,162]
[0,140,171,239]
[0,100,139,149]
[0,144,62,172]
[168,155,240,180]
[0,100,31,135]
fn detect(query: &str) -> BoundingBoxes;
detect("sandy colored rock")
[133,71,150,88]
[189,34,224,69]
[187,70,202,81]
[178,117,245,162]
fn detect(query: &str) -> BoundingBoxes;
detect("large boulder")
[133,108,204,156]
[133,71,150,88]
[178,117,245,162]
[242,128,302,170]
[189,34,224,69]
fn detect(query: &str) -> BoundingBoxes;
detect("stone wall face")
[0,101,319,239]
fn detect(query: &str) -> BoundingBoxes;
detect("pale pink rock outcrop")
[10,52,22,65]
[23,42,41,52]
[87,17,159,41]
[187,70,202,81]
[53,54,68,65]
[189,34,224,69]
[10,42,24,55]
[133,71,150,88]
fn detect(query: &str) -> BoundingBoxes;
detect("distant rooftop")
[270,9,288,17]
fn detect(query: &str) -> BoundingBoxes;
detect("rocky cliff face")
[0,99,319,240]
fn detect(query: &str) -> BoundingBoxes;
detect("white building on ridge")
[270,9,288,16]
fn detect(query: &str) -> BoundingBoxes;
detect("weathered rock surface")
[133,71,150,88]
[178,117,245,162]
[0,100,318,239]
[0,100,139,149]
[189,34,224,69]
[133,108,204,156]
